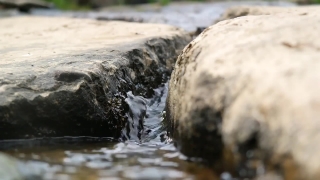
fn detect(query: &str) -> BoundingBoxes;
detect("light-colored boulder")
[166,9,320,179]
[0,16,190,140]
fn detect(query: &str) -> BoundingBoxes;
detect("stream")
[0,1,298,179]
[0,83,223,180]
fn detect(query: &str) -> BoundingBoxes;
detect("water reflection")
[5,135,218,179]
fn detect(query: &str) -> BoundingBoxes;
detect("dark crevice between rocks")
[189,27,207,39]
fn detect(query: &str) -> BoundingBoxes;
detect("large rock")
[166,8,320,179]
[0,16,190,140]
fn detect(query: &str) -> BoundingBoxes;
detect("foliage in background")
[158,0,170,6]
[44,0,89,10]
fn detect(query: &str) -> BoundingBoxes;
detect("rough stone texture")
[215,5,320,23]
[0,16,190,140]
[166,9,320,179]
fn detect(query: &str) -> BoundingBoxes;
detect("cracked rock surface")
[0,16,190,140]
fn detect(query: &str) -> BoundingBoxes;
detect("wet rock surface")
[0,16,190,140]
[166,7,320,179]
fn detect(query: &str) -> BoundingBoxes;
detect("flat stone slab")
[166,6,320,179]
[0,16,190,140]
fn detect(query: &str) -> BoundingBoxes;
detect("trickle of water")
[121,91,147,141]
[121,83,171,144]
[142,83,169,143]
[1,83,221,180]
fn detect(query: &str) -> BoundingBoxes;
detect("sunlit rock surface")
[166,6,320,179]
[0,16,190,139]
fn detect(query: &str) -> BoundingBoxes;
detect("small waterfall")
[121,91,147,141]
[121,83,169,143]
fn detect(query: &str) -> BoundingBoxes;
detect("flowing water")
[0,83,223,180]
[0,2,298,179]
